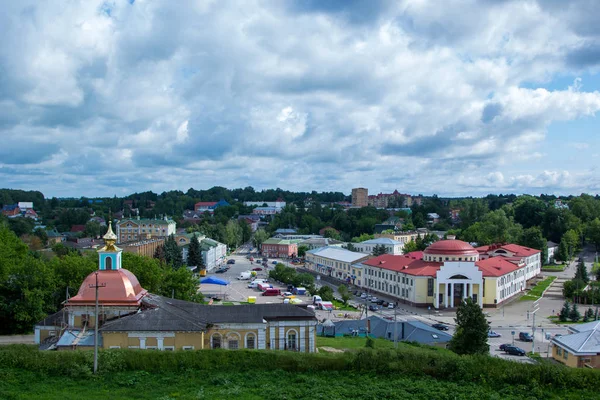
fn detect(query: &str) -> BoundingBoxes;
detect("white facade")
[486,248,541,281]
[362,263,419,303]
[355,238,403,255]
[244,200,286,208]
[305,247,369,286]
[434,262,483,308]
[18,202,33,210]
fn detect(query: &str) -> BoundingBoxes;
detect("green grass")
[316,335,396,349]
[520,276,556,301]
[331,299,359,311]
[542,265,566,272]
[547,315,590,324]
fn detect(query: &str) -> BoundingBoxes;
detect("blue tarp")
[200,277,229,286]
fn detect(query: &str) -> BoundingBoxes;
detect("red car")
[252,267,263,271]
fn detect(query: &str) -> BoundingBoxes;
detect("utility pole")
[89,271,106,374]
[531,298,540,355]
[394,304,398,348]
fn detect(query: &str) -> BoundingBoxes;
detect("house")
[176,233,227,271]
[116,217,176,244]
[34,223,317,352]
[194,200,230,214]
[46,229,65,245]
[354,238,404,255]
[70,225,86,233]
[323,316,452,347]
[238,216,259,232]
[17,202,34,210]
[1,204,21,217]
[547,241,559,264]
[90,216,106,226]
[375,231,425,244]
[261,238,298,258]
[427,213,440,224]
[24,208,38,220]
[183,210,204,222]
[252,206,281,216]
[120,238,165,258]
[305,247,370,285]
[551,321,600,368]
[358,239,541,308]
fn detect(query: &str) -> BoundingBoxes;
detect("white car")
[360,293,367,299]
[282,292,293,297]
[387,303,395,309]
[370,297,379,303]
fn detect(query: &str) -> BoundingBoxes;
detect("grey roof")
[306,246,369,263]
[568,320,600,334]
[552,324,600,354]
[360,238,402,245]
[100,295,316,332]
[299,238,343,246]
[547,240,559,248]
[35,309,67,327]
[322,316,452,345]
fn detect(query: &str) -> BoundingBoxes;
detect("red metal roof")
[424,239,478,256]
[476,257,520,277]
[66,269,147,307]
[499,244,540,257]
[362,254,441,276]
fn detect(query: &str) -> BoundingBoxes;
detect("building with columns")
[34,222,317,352]
[359,239,541,308]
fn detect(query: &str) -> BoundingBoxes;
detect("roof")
[70,225,86,232]
[547,241,559,248]
[552,325,600,355]
[66,269,148,307]
[275,228,297,234]
[476,257,520,277]
[424,240,478,256]
[100,295,316,332]
[1,204,19,211]
[35,309,67,327]
[360,238,402,245]
[195,201,218,207]
[299,238,343,246]
[498,244,540,257]
[118,218,174,225]
[569,320,600,334]
[262,238,299,246]
[56,329,100,347]
[306,246,369,263]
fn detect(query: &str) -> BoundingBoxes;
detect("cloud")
[0,0,599,197]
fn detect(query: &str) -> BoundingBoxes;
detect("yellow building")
[116,217,176,244]
[35,222,318,352]
[551,321,600,368]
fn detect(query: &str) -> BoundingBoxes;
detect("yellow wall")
[414,279,428,304]
[483,278,498,305]
[552,345,580,368]
[102,332,205,350]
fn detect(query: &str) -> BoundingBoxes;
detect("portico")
[434,262,483,308]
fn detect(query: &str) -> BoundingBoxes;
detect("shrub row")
[1,344,598,391]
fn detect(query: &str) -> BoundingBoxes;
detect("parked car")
[375,299,385,305]
[272,261,277,265]
[432,323,449,331]
[249,257,254,261]
[360,293,368,299]
[370,297,379,303]
[215,268,226,274]
[504,345,526,356]
[382,301,389,307]
[282,292,293,297]
[387,303,395,309]
[488,330,502,338]
[519,332,533,342]
[369,305,379,311]
[252,267,263,271]
[227,259,235,265]
[499,343,510,351]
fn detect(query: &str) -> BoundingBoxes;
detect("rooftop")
[552,324,600,355]
[424,239,478,256]
[307,246,369,263]
[360,238,402,245]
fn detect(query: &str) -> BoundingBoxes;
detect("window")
[427,278,434,296]
[163,346,174,351]
[105,257,113,270]
[109,346,121,349]
[563,351,568,360]
[228,340,239,350]
[182,346,194,351]
[246,334,256,349]
[556,348,562,356]
[287,332,297,350]
[211,334,221,349]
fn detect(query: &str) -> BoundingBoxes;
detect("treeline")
[0,225,201,335]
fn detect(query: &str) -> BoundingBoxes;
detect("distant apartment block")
[121,238,165,258]
[351,188,368,207]
[244,198,286,209]
[116,217,176,244]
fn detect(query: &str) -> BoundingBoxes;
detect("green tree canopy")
[448,298,490,355]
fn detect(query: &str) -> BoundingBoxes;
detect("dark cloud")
[287,0,393,25]
[566,43,600,67]
[481,103,503,123]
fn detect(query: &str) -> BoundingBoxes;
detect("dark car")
[375,299,385,305]
[499,344,510,351]
[272,261,277,265]
[215,268,227,274]
[252,267,263,271]
[227,259,235,265]
[504,345,526,356]
[432,323,449,331]
[382,301,389,307]
[519,332,533,342]
[369,305,379,311]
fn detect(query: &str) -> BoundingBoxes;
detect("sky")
[1,0,600,198]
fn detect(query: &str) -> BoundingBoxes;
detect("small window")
[246,335,256,349]
[182,346,194,351]
[163,347,175,351]
[228,340,239,350]
[109,346,121,349]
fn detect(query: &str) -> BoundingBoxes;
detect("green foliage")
[460,209,523,245]
[569,302,581,322]
[322,228,341,240]
[559,301,570,322]
[556,239,569,262]
[587,218,600,250]
[351,233,374,243]
[186,234,203,269]
[365,337,375,348]
[402,239,418,253]
[224,220,242,249]
[337,284,351,305]
[163,234,184,269]
[297,245,308,257]
[371,244,388,256]
[318,286,334,301]
[344,242,358,252]
[519,226,547,264]
[251,228,268,249]
[448,298,489,355]
[574,259,589,283]
[7,217,35,237]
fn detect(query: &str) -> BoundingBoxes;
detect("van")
[293,287,306,295]
[312,295,322,305]
[237,271,252,280]
[262,288,281,296]
[257,283,272,291]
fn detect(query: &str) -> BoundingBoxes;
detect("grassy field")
[542,264,566,272]
[520,276,556,301]
[316,335,396,349]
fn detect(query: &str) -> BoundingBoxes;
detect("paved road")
[0,335,35,345]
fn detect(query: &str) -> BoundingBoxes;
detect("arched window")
[226,332,240,350]
[245,333,256,349]
[286,329,298,351]
[105,257,113,270]
[211,333,222,349]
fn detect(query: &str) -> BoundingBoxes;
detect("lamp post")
[89,272,106,374]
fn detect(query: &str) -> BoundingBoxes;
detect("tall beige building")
[351,188,368,207]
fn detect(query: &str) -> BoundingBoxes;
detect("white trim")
[270,327,276,349]
[286,328,299,351]
[258,328,267,350]
[210,332,222,349]
[163,346,175,351]
[109,346,121,349]
[299,326,305,352]
[279,327,284,350]
[157,337,164,350]
[34,328,40,344]
[139,338,146,349]
[128,346,140,349]
[182,346,195,351]
[244,332,257,349]
[127,332,175,338]
[308,326,315,353]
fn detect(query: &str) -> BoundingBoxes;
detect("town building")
[194,199,230,214]
[46,229,65,245]
[34,222,318,352]
[298,237,345,251]
[261,238,299,258]
[547,241,559,264]
[252,206,282,216]
[367,190,412,208]
[1,204,21,217]
[354,238,404,255]
[274,228,298,235]
[120,238,165,258]
[375,231,424,244]
[551,321,600,368]
[116,217,176,244]
[244,198,286,209]
[351,188,368,207]
[358,239,541,308]
[305,247,370,286]
[17,201,34,210]
[175,233,227,271]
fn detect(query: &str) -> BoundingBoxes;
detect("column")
[308,326,315,353]
[478,283,483,307]
[463,283,468,300]
[450,284,454,308]
[157,337,164,350]
[279,327,285,350]
[445,283,449,308]
[258,328,266,350]
[139,338,146,349]
[434,281,439,309]
[299,326,306,352]
[269,327,275,349]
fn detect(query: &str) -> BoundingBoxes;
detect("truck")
[237,271,252,280]
[293,287,306,296]
[262,288,281,296]
[257,282,272,292]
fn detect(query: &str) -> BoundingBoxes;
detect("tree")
[559,301,570,322]
[448,298,489,355]
[323,228,341,240]
[574,259,589,283]
[164,234,184,269]
[562,229,580,259]
[238,220,252,243]
[224,220,242,249]
[569,302,581,322]
[318,286,334,301]
[519,227,547,265]
[344,243,358,252]
[403,240,418,253]
[252,228,269,250]
[556,240,569,263]
[187,234,203,269]
[154,244,166,263]
[297,245,308,257]
[338,284,351,305]
[587,218,600,251]
[372,244,388,256]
